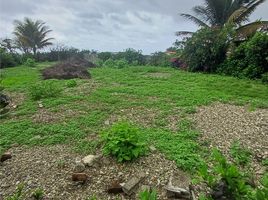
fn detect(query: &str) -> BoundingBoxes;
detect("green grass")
[1,63,267,171]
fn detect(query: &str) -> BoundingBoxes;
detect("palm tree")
[13,17,53,56]
[177,0,268,38]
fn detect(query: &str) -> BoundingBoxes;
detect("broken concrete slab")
[122,172,146,195]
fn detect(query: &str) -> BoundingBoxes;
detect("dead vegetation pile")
[42,57,94,80]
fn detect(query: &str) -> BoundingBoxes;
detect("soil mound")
[42,58,92,80]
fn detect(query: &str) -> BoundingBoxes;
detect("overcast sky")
[0,0,267,54]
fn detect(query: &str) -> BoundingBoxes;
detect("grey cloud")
[109,13,132,25]
[77,12,104,19]
[0,0,36,15]
[133,12,153,24]
[0,0,267,54]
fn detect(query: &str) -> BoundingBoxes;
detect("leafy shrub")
[219,32,268,79]
[24,58,36,67]
[66,79,77,88]
[198,149,264,199]
[182,27,232,73]
[139,188,157,200]
[101,121,147,162]
[230,141,252,166]
[261,72,268,84]
[253,174,268,200]
[29,81,62,100]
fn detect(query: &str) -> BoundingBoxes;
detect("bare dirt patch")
[32,107,85,123]
[193,103,268,175]
[105,107,159,127]
[71,80,100,96]
[0,145,188,200]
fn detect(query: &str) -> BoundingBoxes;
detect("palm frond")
[180,13,209,27]
[175,31,194,36]
[234,0,267,24]
[236,20,268,38]
[227,7,248,24]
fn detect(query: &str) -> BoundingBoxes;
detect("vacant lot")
[1,63,268,199]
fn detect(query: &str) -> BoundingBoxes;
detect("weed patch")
[29,81,62,100]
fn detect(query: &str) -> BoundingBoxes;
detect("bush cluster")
[182,27,232,73]
[29,81,62,100]
[101,121,147,162]
[218,32,268,79]
[181,28,267,80]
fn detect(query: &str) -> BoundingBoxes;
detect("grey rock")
[122,172,146,195]
[82,155,100,167]
[73,161,85,173]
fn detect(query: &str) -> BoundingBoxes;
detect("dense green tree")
[13,17,53,56]
[182,27,233,72]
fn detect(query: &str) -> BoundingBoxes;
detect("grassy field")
[1,63,268,172]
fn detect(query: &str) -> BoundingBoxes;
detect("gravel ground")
[193,102,268,176]
[0,145,188,200]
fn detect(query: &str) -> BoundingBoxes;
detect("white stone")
[82,155,97,167]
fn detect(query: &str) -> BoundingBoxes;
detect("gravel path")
[0,145,186,200]
[193,102,268,176]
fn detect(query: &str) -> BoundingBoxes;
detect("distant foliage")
[182,27,232,73]
[101,122,147,162]
[219,32,268,79]
[97,52,113,62]
[24,58,36,67]
[103,58,128,68]
[29,81,62,100]
[148,52,171,67]
[114,48,145,65]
